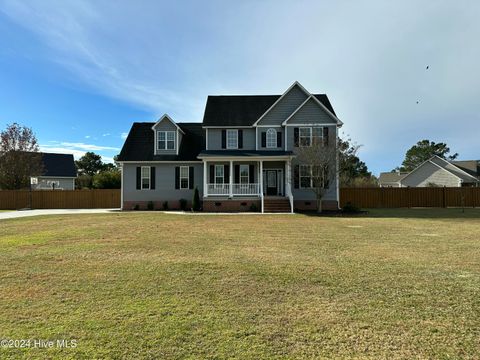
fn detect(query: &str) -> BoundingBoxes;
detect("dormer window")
[157,131,175,150]
[226,129,238,149]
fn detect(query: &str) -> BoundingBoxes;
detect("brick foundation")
[294,200,339,211]
[203,199,261,212]
[123,200,192,211]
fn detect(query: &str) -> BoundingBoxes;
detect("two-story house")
[117,82,343,212]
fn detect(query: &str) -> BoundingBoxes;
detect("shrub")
[179,198,187,211]
[342,202,361,213]
[249,203,258,212]
[192,187,200,211]
[162,201,169,210]
[132,204,139,211]
[92,170,121,189]
[147,201,154,211]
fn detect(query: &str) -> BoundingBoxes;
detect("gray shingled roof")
[117,122,204,162]
[202,94,336,127]
[378,172,407,184]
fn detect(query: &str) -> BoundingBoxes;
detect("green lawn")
[1,210,479,359]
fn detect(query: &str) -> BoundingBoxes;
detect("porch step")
[263,198,291,213]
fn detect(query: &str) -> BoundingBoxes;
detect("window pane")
[180,166,189,178]
[227,130,238,148]
[215,166,224,177]
[300,137,311,146]
[180,179,189,189]
[300,165,310,176]
[167,140,175,150]
[158,132,166,141]
[142,178,149,189]
[300,128,311,136]
[312,127,322,137]
[158,141,166,149]
[167,132,175,140]
[300,177,311,188]
[266,129,276,148]
[142,167,150,177]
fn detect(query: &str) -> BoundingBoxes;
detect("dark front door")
[266,170,277,196]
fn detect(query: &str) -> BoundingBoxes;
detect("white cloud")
[102,133,110,137]
[85,135,90,139]
[57,142,119,151]
[120,132,128,139]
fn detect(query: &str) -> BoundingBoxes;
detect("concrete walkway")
[0,209,120,221]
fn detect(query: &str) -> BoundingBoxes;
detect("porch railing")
[207,183,260,196]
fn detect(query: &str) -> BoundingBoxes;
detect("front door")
[266,170,277,196]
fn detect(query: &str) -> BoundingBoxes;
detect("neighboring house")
[117,81,343,212]
[378,171,408,187]
[31,153,77,190]
[379,156,480,188]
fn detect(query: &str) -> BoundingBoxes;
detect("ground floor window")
[240,164,249,184]
[180,166,189,189]
[141,166,150,189]
[300,165,312,189]
[215,165,224,184]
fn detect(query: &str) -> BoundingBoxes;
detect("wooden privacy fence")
[340,187,480,208]
[0,189,121,210]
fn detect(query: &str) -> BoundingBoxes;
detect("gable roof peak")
[152,114,185,134]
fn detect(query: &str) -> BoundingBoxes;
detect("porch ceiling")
[198,150,294,160]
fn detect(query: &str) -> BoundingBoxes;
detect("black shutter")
[221,130,226,149]
[150,167,156,190]
[224,164,229,184]
[234,165,240,183]
[189,166,194,189]
[294,128,299,147]
[277,131,282,148]
[249,165,254,183]
[294,165,299,189]
[261,132,266,147]
[323,127,329,146]
[238,130,243,149]
[210,165,214,183]
[175,166,180,189]
[136,167,141,190]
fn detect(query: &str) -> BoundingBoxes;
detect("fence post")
[443,186,446,208]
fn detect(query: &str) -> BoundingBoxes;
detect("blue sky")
[0,1,479,172]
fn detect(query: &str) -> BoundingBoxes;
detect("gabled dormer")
[152,114,185,156]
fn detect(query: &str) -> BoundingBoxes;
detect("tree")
[398,140,458,172]
[338,136,374,187]
[192,187,200,211]
[75,152,104,176]
[92,170,121,189]
[294,136,337,213]
[0,123,43,189]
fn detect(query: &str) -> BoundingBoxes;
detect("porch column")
[260,160,264,213]
[203,160,208,197]
[229,160,233,198]
[286,159,292,197]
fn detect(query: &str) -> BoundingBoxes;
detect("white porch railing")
[207,184,230,195]
[232,183,259,195]
[207,183,260,196]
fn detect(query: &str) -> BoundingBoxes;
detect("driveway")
[0,209,120,221]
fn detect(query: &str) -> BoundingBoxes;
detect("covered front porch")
[198,152,295,212]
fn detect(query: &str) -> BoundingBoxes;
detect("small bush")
[162,201,169,210]
[249,203,259,212]
[179,198,187,211]
[147,201,154,211]
[192,187,200,211]
[132,204,139,211]
[342,202,361,213]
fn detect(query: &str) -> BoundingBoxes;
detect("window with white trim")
[157,131,175,150]
[226,129,238,149]
[299,127,311,147]
[215,165,224,184]
[180,166,189,189]
[141,166,151,190]
[240,164,249,184]
[300,165,312,189]
[266,128,277,148]
[312,127,323,145]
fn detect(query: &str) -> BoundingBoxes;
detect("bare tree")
[0,123,43,189]
[294,132,338,213]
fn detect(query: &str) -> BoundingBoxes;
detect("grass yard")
[1,209,479,359]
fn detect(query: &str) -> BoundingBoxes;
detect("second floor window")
[266,128,277,148]
[227,129,238,149]
[157,131,175,150]
[299,127,311,147]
